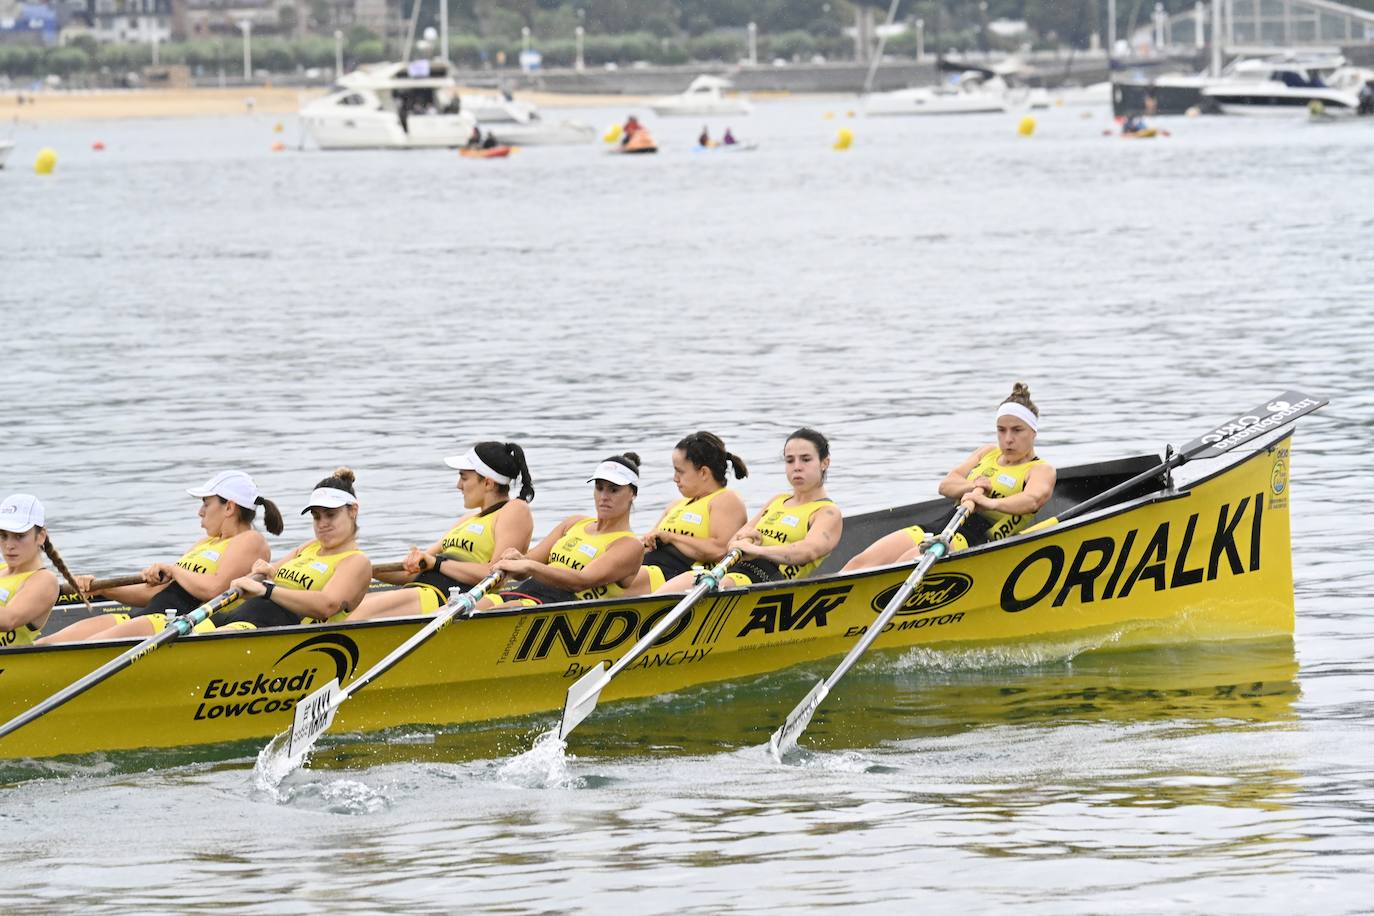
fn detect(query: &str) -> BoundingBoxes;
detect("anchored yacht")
[300,59,476,150]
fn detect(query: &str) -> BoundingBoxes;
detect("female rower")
[657,428,842,592]
[476,453,644,608]
[349,442,535,621]
[39,471,281,643]
[215,468,372,630]
[627,431,748,595]
[0,495,81,648]
[842,382,1056,569]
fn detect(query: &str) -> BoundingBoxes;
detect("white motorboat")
[300,59,476,150]
[483,116,597,146]
[463,93,539,124]
[0,139,13,169]
[865,70,1012,116]
[649,75,752,117]
[1202,55,1374,116]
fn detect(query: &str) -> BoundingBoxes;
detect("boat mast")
[401,0,423,63]
[862,0,903,93]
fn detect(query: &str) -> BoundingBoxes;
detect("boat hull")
[0,436,1296,759]
[302,111,477,150]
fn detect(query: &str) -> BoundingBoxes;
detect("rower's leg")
[841,528,926,571]
[35,613,126,645]
[348,587,425,621]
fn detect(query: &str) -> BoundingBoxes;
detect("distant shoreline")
[1,85,654,123]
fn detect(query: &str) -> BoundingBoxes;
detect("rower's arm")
[270,554,373,622]
[438,501,534,586]
[938,446,995,500]
[970,465,1057,517]
[0,570,58,631]
[91,582,162,607]
[166,532,268,600]
[521,537,642,594]
[661,490,747,562]
[750,505,843,568]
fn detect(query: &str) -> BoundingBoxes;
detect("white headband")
[996,402,1039,432]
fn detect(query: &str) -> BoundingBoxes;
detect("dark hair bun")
[620,452,641,469]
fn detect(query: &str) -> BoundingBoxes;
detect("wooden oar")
[1023,390,1326,534]
[58,561,409,603]
[0,582,254,741]
[276,569,505,771]
[559,549,742,741]
[769,508,971,759]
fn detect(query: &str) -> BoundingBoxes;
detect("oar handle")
[59,561,410,604]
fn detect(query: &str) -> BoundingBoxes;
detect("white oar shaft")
[824,508,967,689]
[336,570,502,708]
[0,584,244,740]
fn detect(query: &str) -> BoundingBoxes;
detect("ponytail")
[505,442,536,503]
[42,534,89,610]
[255,496,285,535]
[675,431,748,485]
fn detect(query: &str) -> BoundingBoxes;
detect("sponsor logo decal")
[870,573,972,616]
[192,633,361,722]
[844,612,965,639]
[999,493,1264,613]
[1198,398,1319,453]
[737,585,853,637]
[1269,446,1289,509]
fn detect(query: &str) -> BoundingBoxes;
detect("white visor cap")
[0,493,45,532]
[443,447,513,485]
[301,487,358,515]
[187,470,261,509]
[587,459,639,487]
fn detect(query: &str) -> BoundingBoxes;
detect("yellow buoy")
[833,128,853,151]
[1017,116,1036,137]
[823,111,834,119]
[273,121,284,133]
[602,123,623,143]
[845,110,856,118]
[33,147,57,175]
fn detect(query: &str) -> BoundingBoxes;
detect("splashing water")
[495,729,581,790]
[252,730,300,797]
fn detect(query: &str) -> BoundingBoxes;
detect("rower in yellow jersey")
[349,441,536,621]
[217,468,372,629]
[627,431,749,594]
[477,453,645,608]
[40,470,282,643]
[0,494,82,648]
[658,428,843,591]
[842,382,1057,570]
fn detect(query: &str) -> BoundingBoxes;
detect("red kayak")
[460,146,512,159]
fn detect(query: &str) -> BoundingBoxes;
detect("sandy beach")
[2,85,647,122]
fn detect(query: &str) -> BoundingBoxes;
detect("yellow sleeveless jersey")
[756,493,836,579]
[174,536,232,576]
[547,518,638,601]
[966,447,1047,540]
[277,541,365,624]
[438,502,506,564]
[0,568,45,648]
[658,488,731,542]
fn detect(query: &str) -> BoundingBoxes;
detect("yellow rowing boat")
[0,425,1300,760]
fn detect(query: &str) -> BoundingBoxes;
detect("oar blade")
[770,679,828,760]
[559,663,610,741]
[287,677,341,766]
[1179,391,1327,462]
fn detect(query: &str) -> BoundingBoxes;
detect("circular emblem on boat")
[1271,457,1288,496]
[870,572,973,616]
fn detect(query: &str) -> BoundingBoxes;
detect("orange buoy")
[92,141,105,151]
[271,141,285,152]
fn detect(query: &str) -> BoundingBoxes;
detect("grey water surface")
[1,98,1372,913]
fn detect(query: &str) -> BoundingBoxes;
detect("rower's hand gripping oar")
[769,507,971,760]
[1023,390,1327,533]
[279,569,504,770]
[58,561,410,605]
[558,549,742,742]
[0,582,252,741]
